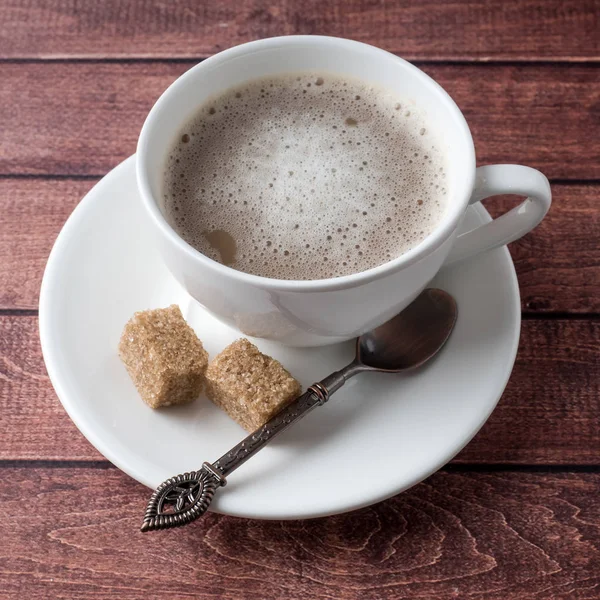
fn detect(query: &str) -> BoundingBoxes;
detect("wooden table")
[1,1,599,598]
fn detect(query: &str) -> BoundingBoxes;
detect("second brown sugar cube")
[205,338,301,431]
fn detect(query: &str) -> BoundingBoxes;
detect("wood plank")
[1,466,599,598]
[1,63,598,179]
[2,179,597,313]
[0,0,598,61]
[424,64,600,181]
[490,185,600,314]
[0,178,94,310]
[1,316,598,464]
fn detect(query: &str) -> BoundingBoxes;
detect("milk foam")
[163,72,448,280]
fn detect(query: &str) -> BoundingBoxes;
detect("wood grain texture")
[1,0,598,61]
[1,316,598,464]
[0,178,94,310]
[1,179,597,313]
[0,63,599,179]
[1,466,599,599]
[489,185,600,314]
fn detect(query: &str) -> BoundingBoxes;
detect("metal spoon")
[141,288,457,532]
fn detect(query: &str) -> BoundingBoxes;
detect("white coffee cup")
[137,36,551,347]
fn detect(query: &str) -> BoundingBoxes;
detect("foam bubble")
[163,73,448,280]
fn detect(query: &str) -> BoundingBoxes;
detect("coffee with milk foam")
[163,72,448,280]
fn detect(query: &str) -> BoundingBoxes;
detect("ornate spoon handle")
[214,385,327,477]
[141,367,355,532]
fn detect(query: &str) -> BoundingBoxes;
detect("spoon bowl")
[357,288,458,372]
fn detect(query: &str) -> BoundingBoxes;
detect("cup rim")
[137,35,476,292]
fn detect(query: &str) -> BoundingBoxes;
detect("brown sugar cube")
[119,305,208,409]
[205,338,301,431]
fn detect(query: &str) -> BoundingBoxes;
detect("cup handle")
[444,164,551,265]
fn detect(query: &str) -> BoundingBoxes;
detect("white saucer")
[40,156,520,520]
